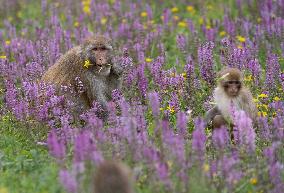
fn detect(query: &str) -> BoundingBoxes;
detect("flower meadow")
[0,0,284,193]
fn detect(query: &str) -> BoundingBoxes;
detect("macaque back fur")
[94,161,134,193]
[41,35,123,119]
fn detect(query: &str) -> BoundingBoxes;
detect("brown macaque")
[41,35,123,120]
[204,67,257,129]
[94,161,134,193]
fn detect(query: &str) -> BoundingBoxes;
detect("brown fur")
[218,67,243,83]
[212,115,227,129]
[41,35,123,119]
[94,161,134,193]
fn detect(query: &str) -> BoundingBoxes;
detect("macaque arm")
[241,89,257,122]
[204,106,221,125]
[85,77,109,119]
[111,61,123,76]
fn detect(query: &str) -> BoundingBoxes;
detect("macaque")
[204,67,257,128]
[93,161,134,193]
[41,35,123,120]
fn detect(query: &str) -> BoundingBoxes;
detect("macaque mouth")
[97,63,112,73]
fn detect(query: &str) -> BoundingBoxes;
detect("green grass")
[0,114,64,193]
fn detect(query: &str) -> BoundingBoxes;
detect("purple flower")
[247,59,261,85]
[176,34,186,52]
[212,126,230,149]
[47,129,66,161]
[176,111,187,137]
[265,54,281,89]
[184,55,194,82]
[155,161,171,186]
[233,110,256,152]
[192,118,206,162]
[59,169,78,193]
[197,42,215,85]
[148,92,160,118]
[137,64,148,98]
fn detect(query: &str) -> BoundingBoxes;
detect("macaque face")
[223,80,242,97]
[91,45,113,66]
[83,36,114,75]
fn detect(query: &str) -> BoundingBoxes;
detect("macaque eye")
[93,47,98,51]
[224,84,229,88]
[226,80,241,85]
[101,47,107,50]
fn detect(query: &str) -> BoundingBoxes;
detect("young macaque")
[41,35,123,120]
[204,67,257,129]
[93,161,134,193]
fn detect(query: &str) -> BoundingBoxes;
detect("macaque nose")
[231,87,239,95]
[97,57,106,65]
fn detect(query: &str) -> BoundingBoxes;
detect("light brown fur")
[94,161,134,193]
[205,67,257,128]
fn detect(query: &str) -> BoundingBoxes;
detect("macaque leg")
[212,115,227,129]
[213,115,235,141]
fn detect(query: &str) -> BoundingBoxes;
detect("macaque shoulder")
[240,87,254,104]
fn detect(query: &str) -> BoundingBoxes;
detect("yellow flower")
[253,98,259,103]
[178,21,187,27]
[140,12,147,17]
[0,56,7,59]
[258,111,267,117]
[170,72,176,77]
[166,105,175,113]
[219,31,227,37]
[262,104,268,110]
[186,6,194,12]
[273,112,277,117]
[203,164,210,173]
[83,6,91,15]
[101,17,107,25]
[244,75,252,82]
[54,2,60,7]
[257,18,262,23]
[237,45,243,49]
[173,15,179,21]
[274,96,281,101]
[199,18,204,25]
[182,73,187,79]
[83,60,92,68]
[206,25,211,29]
[249,177,258,185]
[206,4,213,10]
[5,40,11,45]
[258,93,268,98]
[145,58,152,63]
[236,35,246,43]
[159,107,164,111]
[167,161,173,169]
[171,7,179,13]
[82,0,91,15]
[82,0,91,6]
[17,11,23,18]
[74,21,79,27]
[0,187,8,193]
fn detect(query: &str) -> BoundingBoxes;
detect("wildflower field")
[0,0,283,192]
